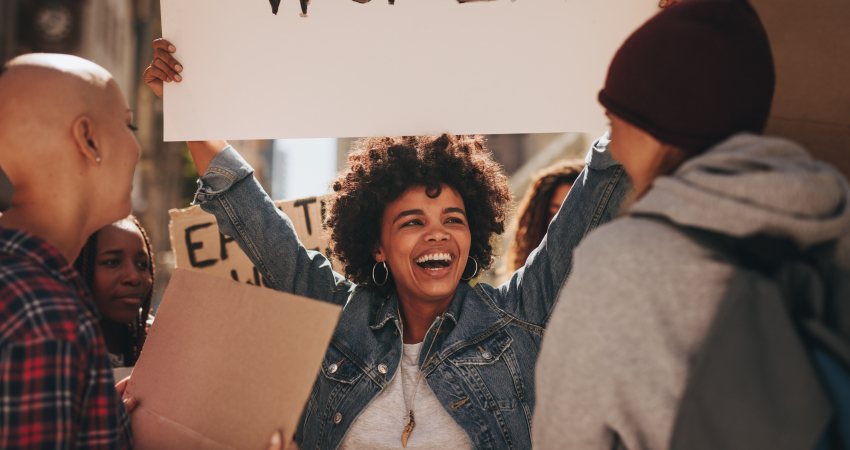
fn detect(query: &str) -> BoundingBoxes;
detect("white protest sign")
[161,0,658,140]
[169,195,337,287]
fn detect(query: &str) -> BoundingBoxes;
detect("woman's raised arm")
[142,38,351,304]
[143,38,227,174]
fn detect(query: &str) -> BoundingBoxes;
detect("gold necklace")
[401,315,444,448]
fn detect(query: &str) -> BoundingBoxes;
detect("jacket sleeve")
[193,146,352,305]
[495,134,631,326]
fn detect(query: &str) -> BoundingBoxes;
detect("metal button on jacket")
[377,363,388,374]
[482,351,492,359]
[333,412,343,424]
[328,363,338,374]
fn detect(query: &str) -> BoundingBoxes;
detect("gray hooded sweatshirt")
[533,133,850,449]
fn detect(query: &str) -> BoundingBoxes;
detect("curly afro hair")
[509,159,584,272]
[327,134,511,287]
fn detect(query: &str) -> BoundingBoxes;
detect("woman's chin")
[103,309,139,326]
[415,280,461,303]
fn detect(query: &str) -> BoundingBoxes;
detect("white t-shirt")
[340,342,473,449]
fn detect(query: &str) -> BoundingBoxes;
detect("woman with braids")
[75,215,154,368]
[144,40,629,449]
[508,159,584,272]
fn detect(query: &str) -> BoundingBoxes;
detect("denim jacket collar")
[368,293,398,331]
[368,283,470,331]
[442,283,469,326]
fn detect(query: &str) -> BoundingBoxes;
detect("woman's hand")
[117,376,291,449]
[143,38,183,98]
[267,429,299,450]
[142,38,226,173]
[114,376,138,413]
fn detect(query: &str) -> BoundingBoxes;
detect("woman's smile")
[376,184,471,306]
[413,249,456,279]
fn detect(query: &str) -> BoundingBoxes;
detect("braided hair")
[75,215,154,366]
[509,160,584,272]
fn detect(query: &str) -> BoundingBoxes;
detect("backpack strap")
[730,235,850,371]
[667,226,838,450]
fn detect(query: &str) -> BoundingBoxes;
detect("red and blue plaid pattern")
[1,227,132,448]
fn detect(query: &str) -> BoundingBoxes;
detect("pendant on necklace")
[401,410,416,447]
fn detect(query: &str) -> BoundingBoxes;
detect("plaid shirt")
[0,227,132,449]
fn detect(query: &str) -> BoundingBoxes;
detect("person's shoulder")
[0,256,94,346]
[551,215,738,354]
[570,215,737,301]
[577,214,715,263]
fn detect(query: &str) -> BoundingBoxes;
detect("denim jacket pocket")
[450,330,513,366]
[448,330,519,412]
[320,345,363,385]
[297,345,367,449]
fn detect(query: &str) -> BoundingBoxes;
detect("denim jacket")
[194,135,630,449]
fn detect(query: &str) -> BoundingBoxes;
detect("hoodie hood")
[630,133,850,249]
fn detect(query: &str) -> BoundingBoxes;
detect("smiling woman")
[176,134,621,450]
[144,39,630,450]
[328,136,508,342]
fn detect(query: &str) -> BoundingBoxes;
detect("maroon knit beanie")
[598,0,775,153]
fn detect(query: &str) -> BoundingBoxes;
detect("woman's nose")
[426,228,450,242]
[121,265,143,286]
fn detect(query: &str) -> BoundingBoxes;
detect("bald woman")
[0,54,138,448]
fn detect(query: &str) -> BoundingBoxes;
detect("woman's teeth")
[415,253,452,268]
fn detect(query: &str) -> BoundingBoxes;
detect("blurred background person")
[75,215,154,369]
[508,159,584,272]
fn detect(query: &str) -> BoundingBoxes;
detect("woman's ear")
[71,115,101,164]
[374,246,385,263]
[658,143,689,177]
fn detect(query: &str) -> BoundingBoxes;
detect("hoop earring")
[372,261,389,286]
[461,257,479,281]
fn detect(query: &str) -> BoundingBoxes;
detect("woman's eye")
[99,259,120,268]
[127,123,139,132]
[401,219,422,228]
[135,259,150,271]
[446,217,465,225]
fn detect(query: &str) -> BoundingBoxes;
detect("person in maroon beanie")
[535,1,850,449]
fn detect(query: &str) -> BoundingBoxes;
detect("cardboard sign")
[126,269,341,449]
[169,195,337,287]
[160,0,658,140]
[749,0,850,177]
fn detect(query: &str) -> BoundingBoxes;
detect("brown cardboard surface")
[169,195,339,287]
[126,269,341,449]
[751,0,850,176]
[765,118,850,177]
